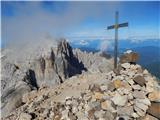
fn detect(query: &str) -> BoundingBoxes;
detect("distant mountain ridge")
[71,39,160,79]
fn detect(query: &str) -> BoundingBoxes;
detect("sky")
[1,1,160,48]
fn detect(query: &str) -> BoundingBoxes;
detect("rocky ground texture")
[3,62,160,120]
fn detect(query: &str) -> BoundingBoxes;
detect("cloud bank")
[2,1,120,49]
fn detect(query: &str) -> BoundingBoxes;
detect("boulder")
[133,75,146,86]
[147,102,160,119]
[120,52,139,64]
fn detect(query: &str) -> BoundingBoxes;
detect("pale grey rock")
[100,85,108,91]
[134,105,145,117]
[61,109,69,119]
[94,110,105,118]
[117,106,134,116]
[136,98,151,106]
[131,112,139,118]
[121,63,130,69]
[19,112,32,120]
[132,84,141,90]
[111,93,128,106]
[134,100,148,112]
[133,90,146,99]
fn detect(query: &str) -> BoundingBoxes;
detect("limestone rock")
[117,106,134,116]
[111,93,128,106]
[134,105,145,117]
[93,92,103,100]
[133,90,146,99]
[121,63,131,69]
[134,100,148,112]
[19,112,32,120]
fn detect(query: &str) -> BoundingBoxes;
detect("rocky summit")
[1,44,160,120]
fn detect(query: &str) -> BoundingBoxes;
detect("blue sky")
[1,1,160,47]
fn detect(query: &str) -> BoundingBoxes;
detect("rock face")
[2,61,159,120]
[32,39,87,87]
[73,48,113,73]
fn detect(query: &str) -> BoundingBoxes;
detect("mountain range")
[70,39,160,79]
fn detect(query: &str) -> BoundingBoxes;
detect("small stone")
[148,90,160,102]
[136,98,151,106]
[93,92,103,100]
[113,80,122,89]
[101,101,108,110]
[61,109,69,119]
[72,106,78,113]
[143,69,149,75]
[103,111,115,120]
[66,100,72,105]
[134,105,145,117]
[132,84,141,90]
[133,75,146,86]
[111,93,128,106]
[127,79,134,85]
[35,95,44,102]
[146,85,154,93]
[121,63,130,69]
[100,85,108,91]
[117,106,134,116]
[128,71,135,78]
[19,112,32,120]
[134,100,148,112]
[108,82,115,91]
[132,112,139,118]
[94,110,105,118]
[133,90,146,99]
[88,101,100,110]
[128,93,133,100]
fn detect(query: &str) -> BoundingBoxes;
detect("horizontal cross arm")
[107,25,115,30]
[107,22,128,30]
[118,22,128,28]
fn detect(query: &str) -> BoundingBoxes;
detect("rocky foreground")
[3,62,160,120]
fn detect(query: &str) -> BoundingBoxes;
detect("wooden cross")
[107,11,128,69]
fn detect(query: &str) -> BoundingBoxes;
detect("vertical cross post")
[114,11,118,69]
[107,11,128,69]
